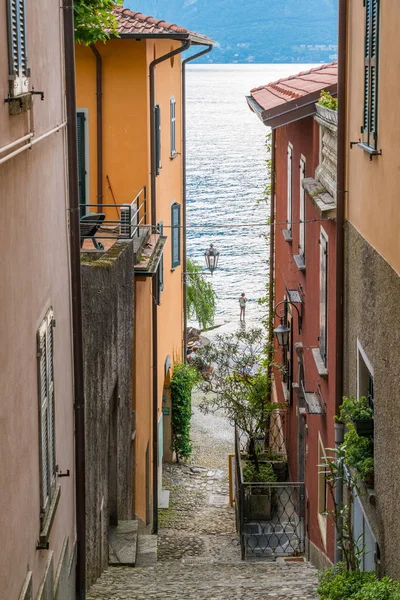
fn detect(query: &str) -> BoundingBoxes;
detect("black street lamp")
[273,299,302,347]
[204,243,219,274]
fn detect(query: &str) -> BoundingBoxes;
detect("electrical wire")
[153,217,332,229]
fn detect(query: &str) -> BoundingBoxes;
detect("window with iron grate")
[6,0,30,97]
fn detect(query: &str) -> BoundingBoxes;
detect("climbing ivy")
[170,363,199,462]
[74,0,123,45]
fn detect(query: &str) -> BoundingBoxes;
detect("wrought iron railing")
[80,186,147,247]
[234,422,305,560]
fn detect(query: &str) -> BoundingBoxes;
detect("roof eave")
[114,32,214,45]
[256,83,338,129]
[246,95,265,123]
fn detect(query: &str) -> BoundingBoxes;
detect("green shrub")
[344,424,374,480]
[338,396,374,423]
[170,363,199,461]
[318,90,338,110]
[242,460,277,483]
[352,577,400,600]
[317,564,376,600]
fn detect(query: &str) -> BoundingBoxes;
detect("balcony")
[80,186,166,275]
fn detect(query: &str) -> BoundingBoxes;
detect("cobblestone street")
[87,389,319,599]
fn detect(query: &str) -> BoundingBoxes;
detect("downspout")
[335,0,347,564]
[90,45,103,206]
[149,38,191,534]
[182,44,213,359]
[63,1,86,598]
[267,128,276,398]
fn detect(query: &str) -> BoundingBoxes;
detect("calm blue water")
[186,64,315,333]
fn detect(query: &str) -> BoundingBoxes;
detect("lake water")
[186,64,315,335]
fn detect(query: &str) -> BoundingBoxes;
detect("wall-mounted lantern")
[204,243,219,275]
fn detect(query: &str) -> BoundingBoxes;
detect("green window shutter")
[171,203,181,269]
[6,0,29,96]
[155,105,161,175]
[158,222,164,292]
[76,112,86,217]
[363,0,379,148]
[319,234,328,366]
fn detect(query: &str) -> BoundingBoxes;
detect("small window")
[6,0,30,97]
[362,0,380,149]
[170,97,177,157]
[287,144,293,233]
[319,230,328,366]
[299,157,306,257]
[155,104,161,175]
[357,342,374,412]
[171,203,181,269]
[37,309,56,523]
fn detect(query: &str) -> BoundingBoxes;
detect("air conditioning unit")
[120,205,132,239]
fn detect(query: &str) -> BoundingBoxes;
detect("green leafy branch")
[74,0,123,45]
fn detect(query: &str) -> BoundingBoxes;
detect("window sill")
[282,229,292,243]
[312,348,328,379]
[38,484,61,548]
[170,152,179,160]
[293,254,306,272]
[357,142,382,158]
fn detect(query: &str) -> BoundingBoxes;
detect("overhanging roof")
[113,7,214,45]
[247,62,338,129]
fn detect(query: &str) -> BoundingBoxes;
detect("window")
[77,111,87,217]
[155,222,164,305]
[171,203,181,268]
[287,144,293,234]
[362,0,380,150]
[319,230,328,366]
[318,435,328,548]
[155,104,161,175]
[37,309,56,523]
[357,342,374,411]
[170,97,177,157]
[6,0,29,97]
[299,157,306,257]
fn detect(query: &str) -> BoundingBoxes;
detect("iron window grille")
[37,308,57,525]
[319,230,328,366]
[6,0,30,97]
[361,0,380,150]
[299,158,306,257]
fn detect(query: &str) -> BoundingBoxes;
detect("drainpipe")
[149,38,191,534]
[63,2,86,598]
[268,128,276,397]
[335,0,347,564]
[90,45,103,206]
[182,44,213,358]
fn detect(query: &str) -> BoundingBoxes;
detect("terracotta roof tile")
[250,62,338,112]
[113,6,213,43]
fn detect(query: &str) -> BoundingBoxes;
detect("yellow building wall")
[346,2,400,274]
[76,37,184,524]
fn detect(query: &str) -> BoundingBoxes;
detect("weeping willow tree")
[74,0,123,45]
[186,258,217,330]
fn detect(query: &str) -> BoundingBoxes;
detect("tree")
[186,258,217,330]
[74,0,123,45]
[196,328,279,469]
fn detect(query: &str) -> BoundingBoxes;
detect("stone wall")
[82,241,135,587]
[343,222,400,578]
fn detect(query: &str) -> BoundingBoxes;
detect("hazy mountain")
[124,0,338,63]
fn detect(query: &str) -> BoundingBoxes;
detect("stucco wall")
[82,242,135,587]
[0,2,76,598]
[343,221,400,578]
[346,1,400,274]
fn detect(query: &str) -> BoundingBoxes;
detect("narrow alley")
[87,389,318,599]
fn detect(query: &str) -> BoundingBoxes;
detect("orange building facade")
[75,7,213,529]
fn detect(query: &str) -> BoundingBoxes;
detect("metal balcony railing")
[80,186,147,249]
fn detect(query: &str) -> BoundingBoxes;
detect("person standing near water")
[239,293,247,321]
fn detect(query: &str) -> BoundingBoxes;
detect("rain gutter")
[63,1,86,597]
[334,0,348,563]
[149,38,191,534]
[90,44,103,206]
[182,43,213,358]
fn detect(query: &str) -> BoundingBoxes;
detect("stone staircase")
[108,520,157,569]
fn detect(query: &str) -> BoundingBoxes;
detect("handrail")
[0,123,67,166]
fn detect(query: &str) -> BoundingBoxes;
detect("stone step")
[108,520,138,567]
[135,533,158,568]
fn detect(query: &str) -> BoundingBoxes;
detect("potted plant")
[242,460,277,520]
[316,90,338,125]
[343,424,374,487]
[264,449,288,482]
[338,396,374,438]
